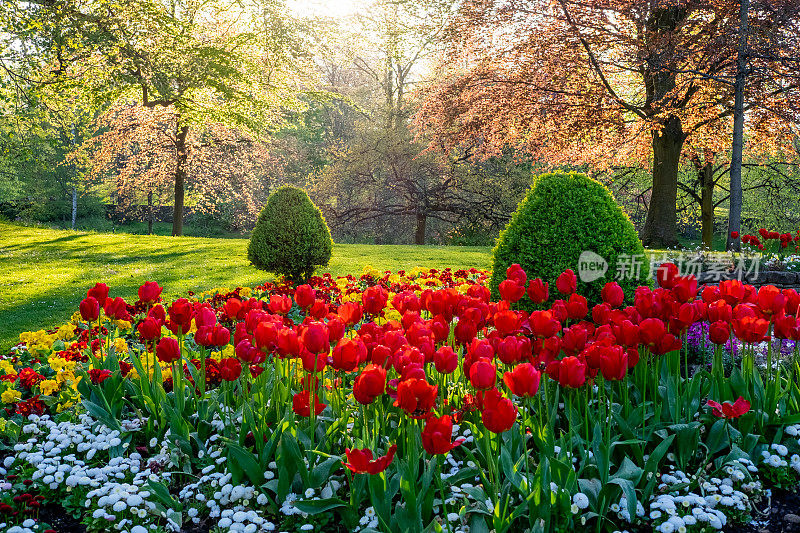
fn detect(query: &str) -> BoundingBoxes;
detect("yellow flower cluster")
[45,356,81,395]
[19,330,58,353]
[0,359,16,378]
[1,389,21,404]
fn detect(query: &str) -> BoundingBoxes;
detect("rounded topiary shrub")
[490,171,648,308]
[248,186,333,282]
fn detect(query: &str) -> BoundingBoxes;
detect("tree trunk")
[415,213,426,245]
[641,116,683,248]
[71,186,77,230]
[71,122,78,230]
[172,124,190,236]
[726,0,749,252]
[147,190,154,235]
[700,162,715,250]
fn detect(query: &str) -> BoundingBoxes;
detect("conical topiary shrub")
[490,171,648,308]
[248,186,333,282]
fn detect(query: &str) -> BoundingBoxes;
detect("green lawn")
[0,222,492,352]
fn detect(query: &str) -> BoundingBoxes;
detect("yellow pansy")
[56,400,75,413]
[39,379,60,396]
[0,360,16,377]
[56,324,77,341]
[114,338,129,354]
[240,287,252,297]
[384,309,402,323]
[1,389,22,404]
[114,320,132,331]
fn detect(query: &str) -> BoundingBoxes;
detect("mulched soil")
[725,488,800,533]
[37,504,86,533]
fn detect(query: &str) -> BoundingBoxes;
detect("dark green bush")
[247,186,333,282]
[490,171,648,308]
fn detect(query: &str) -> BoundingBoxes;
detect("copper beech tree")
[417,0,800,248]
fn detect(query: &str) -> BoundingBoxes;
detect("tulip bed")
[1,264,800,533]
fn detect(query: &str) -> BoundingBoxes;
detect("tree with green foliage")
[491,171,648,308]
[248,186,333,282]
[2,0,307,235]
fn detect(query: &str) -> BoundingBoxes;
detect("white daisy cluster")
[608,497,645,522]
[0,518,48,533]
[355,506,379,531]
[761,443,790,468]
[2,413,181,532]
[179,469,277,531]
[85,482,160,531]
[627,459,762,533]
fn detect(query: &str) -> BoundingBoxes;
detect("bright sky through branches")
[287,0,362,18]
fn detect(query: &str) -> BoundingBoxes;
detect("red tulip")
[338,302,363,326]
[219,358,242,381]
[137,281,163,305]
[503,363,541,398]
[639,318,666,347]
[208,325,231,347]
[732,316,770,344]
[268,294,292,314]
[707,300,732,323]
[774,315,799,341]
[506,263,527,286]
[195,307,217,329]
[757,285,785,317]
[421,415,464,455]
[353,365,387,405]
[309,299,329,320]
[529,310,561,338]
[254,321,278,351]
[566,293,588,320]
[222,298,243,321]
[708,321,731,345]
[481,388,518,433]
[671,276,698,303]
[294,284,316,308]
[546,356,586,388]
[104,296,130,321]
[599,345,628,381]
[326,316,346,343]
[148,304,166,326]
[707,396,750,419]
[394,378,437,418]
[300,322,329,353]
[498,280,525,303]
[656,263,679,289]
[235,339,260,363]
[332,338,367,372]
[497,335,528,365]
[527,278,549,304]
[156,337,181,364]
[556,269,577,295]
[277,328,300,356]
[469,359,497,390]
[166,298,193,335]
[343,445,397,474]
[292,390,325,417]
[137,317,162,341]
[601,282,625,308]
[718,280,746,305]
[493,309,522,336]
[362,285,389,315]
[79,297,100,322]
[434,346,458,374]
[87,283,109,307]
